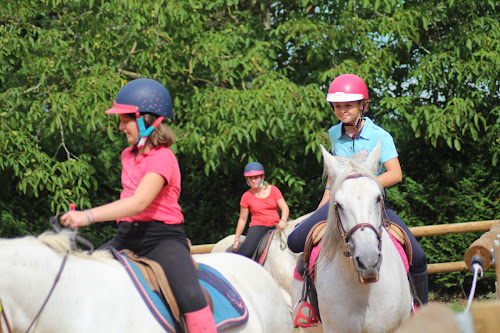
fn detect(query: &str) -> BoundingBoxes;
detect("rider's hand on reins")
[61,210,94,229]
[277,219,286,230]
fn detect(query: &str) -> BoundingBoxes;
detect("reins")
[0,299,13,333]
[278,228,288,251]
[25,251,69,333]
[22,216,95,332]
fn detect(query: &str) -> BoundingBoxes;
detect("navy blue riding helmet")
[105,78,173,147]
[244,162,265,176]
[106,78,173,118]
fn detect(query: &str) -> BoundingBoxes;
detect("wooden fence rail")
[191,219,500,275]
[409,220,500,274]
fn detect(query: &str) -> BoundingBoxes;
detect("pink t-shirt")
[118,146,184,224]
[240,185,284,227]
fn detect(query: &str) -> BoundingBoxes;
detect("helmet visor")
[244,170,264,177]
[326,92,365,103]
[105,101,139,114]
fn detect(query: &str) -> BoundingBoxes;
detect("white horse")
[292,143,412,333]
[212,214,310,311]
[0,231,293,333]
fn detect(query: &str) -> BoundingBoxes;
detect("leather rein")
[0,251,69,333]
[333,173,385,258]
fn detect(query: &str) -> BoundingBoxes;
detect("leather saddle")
[119,249,213,329]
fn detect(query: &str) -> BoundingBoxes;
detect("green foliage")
[1,0,499,295]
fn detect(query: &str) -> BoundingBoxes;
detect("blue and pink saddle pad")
[112,249,248,332]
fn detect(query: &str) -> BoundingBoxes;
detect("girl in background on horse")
[287,73,428,305]
[61,78,216,333]
[233,162,290,258]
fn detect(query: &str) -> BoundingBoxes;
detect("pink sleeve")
[144,149,177,184]
[272,186,284,201]
[240,191,250,208]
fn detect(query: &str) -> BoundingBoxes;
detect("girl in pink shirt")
[233,162,290,258]
[61,78,216,333]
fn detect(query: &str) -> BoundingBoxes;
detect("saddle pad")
[388,232,409,273]
[116,253,249,332]
[255,229,275,265]
[308,242,321,279]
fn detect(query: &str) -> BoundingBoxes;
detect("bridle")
[333,173,385,259]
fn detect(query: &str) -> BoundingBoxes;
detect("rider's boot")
[411,268,428,306]
[185,305,217,333]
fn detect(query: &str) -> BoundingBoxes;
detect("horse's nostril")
[355,257,366,270]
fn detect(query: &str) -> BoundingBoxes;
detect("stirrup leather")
[293,301,318,327]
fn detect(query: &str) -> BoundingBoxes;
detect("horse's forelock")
[321,153,382,261]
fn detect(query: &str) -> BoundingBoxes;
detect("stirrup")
[293,301,318,327]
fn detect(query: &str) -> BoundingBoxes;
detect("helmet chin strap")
[340,101,369,129]
[135,112,164,148]
[246,177,265,190]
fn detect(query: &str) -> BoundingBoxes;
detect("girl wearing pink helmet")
[288,74,428,308]
[233,162,290,258]
[61,79,216,333]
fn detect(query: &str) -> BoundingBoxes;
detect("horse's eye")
[376,195,383,203]
[335,202,342,210]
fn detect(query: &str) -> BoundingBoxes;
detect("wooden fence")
[191,219,500,275]
[410,220,499,274]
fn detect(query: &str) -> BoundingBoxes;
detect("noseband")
[333,173,384,258]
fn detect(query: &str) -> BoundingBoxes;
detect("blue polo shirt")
[327,117,398,176]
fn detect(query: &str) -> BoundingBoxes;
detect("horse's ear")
[321,145,342,179]
[365,139,381,173]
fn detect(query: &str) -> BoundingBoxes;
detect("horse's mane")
[321,153,383,261]
[37,230,113,261]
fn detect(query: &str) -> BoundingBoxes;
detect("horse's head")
[321,141,385,284]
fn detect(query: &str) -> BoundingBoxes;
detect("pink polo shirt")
[118,146,184,224]
[240,185,284,227]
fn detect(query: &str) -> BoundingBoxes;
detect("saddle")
[303,221,327,279]
[385,220,413,266]
[227,229,276,265]
[252,229,276,264]
[118,249,213,329]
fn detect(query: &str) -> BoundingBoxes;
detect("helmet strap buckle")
[134,112,164,148]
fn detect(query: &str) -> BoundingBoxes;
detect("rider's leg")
[384,206,428,304]
[142,223,217,332]
[237,225,272,258]
[288,206,329,327]
[287,202,329,253]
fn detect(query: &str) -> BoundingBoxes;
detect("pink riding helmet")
[326,74,369,103]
